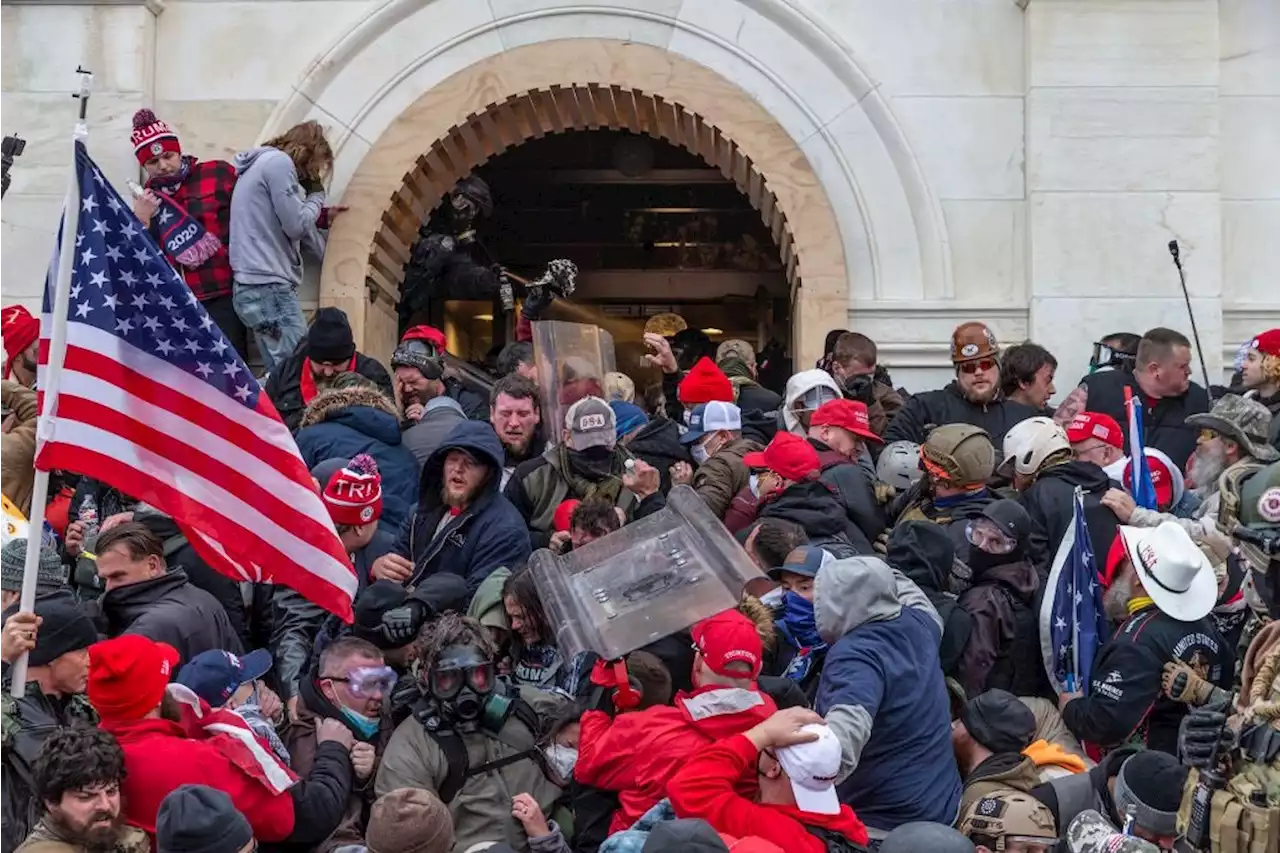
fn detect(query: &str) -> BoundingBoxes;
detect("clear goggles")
[966,519,1018,555]
[1089,342,1135,372]
[325,665,397,698]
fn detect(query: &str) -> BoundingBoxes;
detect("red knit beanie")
[553,499,581,533]
[89,634,180,722]
[678,357,734,406]
[2,305,39,379]
[130,109,181,165]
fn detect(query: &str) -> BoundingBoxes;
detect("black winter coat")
[811,440,886,546]
[94,569,244,663]
[883,382,1037,447]
[624,417,690,494]
[886,521,972,676]
[1019,461,1120,579]
[1079,370,1210,471]
[956,556,1050,699]
[265,346,394,433]
[1061,606,1232,754]
[758,480,872,553]
[736,381,783,417]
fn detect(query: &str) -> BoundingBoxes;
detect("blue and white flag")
[1040,487,1108,694]
[1125,386,1158,510]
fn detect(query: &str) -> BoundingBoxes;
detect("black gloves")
[380,601,425,647]
[1177,697,1237,769]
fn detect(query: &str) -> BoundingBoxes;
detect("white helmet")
[877,441,924,490]
[1000,417,1071,477]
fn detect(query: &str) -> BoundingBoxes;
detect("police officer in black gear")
[1061,523,1231,756]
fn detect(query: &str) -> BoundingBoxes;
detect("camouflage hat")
[1186,394,1279,463]
[716,339,756,370]
[958,788,1056,845]
[1065,810,1159,853]
[922,423,996,487]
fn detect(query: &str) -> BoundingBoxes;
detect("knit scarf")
[300,355,357,405]
[776,592,828,683]
[556,443,627,505]
[146,156,222,267]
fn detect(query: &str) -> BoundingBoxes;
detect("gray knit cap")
[1,538,66,593]
[1112,751,1185,838]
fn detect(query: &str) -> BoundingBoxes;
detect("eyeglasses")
[429,661,494,700]
[1198,428,1220,443]
[966,519,1018,555]
[958,358,997,375]
[321,665,397,698]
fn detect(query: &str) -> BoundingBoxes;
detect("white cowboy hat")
[1117,522,1217,622]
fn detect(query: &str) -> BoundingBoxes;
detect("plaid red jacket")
[150,158,237,301]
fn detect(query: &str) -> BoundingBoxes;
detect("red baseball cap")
[811,399,882,443]
[742,432,821,482]
[1065,412,1124,450]
[691,609,763,679]
[1124,453,1176,511]
[1251,329,1280,359]
[89,634,180,723]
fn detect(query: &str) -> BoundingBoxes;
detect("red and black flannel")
[151,158,237,302]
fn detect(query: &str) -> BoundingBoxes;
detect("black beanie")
[157,784,253,853]
[1114,751,1186,836]
[307,307,356,363]
[351,580,410,649]
[961,689,1036,754]
[28,593,98,667]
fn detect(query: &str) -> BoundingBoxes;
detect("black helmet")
[982,499,1033,547]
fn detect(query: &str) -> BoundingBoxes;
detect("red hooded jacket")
[667,733,870,853]
[576,684,778,834]
[102,717,296,841]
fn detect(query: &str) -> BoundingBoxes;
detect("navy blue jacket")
[814,555,962,832]
[391,420,531,596]
[293,386,421,531]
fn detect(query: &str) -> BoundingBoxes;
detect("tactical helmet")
[958,788,1057,850]
[922,424,996,488]
[1220,459,1280,572]
[951,321,1000,364]
[999,417,1072,478]
[877,441,924,490]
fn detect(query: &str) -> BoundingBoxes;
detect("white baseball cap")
[775,723,843,815]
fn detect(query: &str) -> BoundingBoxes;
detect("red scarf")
[300,355,357,404]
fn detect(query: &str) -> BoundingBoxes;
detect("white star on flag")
[130,294,149,311]
[103,293,120,311]
[115,318,134,334]
[79,248,97,267]
[195,362,214,378]
[234,385,253,402]
[155,339,175,356]
[88,271,109,288]
[119,270,138,287]
[81,195,98,213]
[91,218,109,236]
[74,302,92,318]
[104,245,124,262]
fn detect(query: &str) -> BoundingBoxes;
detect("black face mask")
[843,374,875,405]
[966,545,1022,576]
[569,445,615,478]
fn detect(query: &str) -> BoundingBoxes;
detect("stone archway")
[372,85,803,304]
[260,1,951,367]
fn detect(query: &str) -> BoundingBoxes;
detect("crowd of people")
[3,113,1280,853]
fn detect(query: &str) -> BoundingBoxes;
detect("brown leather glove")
[1162,661,1216,705]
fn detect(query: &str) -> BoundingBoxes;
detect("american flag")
[1124,386,1158,510]
[35,142,357,620]
[1039,486,1108,694]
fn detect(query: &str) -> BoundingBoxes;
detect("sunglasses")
[1198,428,1220,443]
[958,358,997,375]
[321,665,397,698]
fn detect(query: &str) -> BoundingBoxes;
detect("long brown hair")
[263,120,333,184]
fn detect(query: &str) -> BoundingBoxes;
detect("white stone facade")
[2,0,1277,396]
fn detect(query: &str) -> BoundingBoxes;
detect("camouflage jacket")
[15,819,149,853]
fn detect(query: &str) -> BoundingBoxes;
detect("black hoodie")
[886,521,972,676]
[956,552,1049,699]
[883,381,1037,448]
[759,480,872,553]
[624,417,690,494]
[1020,461,1121,579]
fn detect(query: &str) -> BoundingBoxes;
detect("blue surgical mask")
[339,705,380,739]
[691,442,711,466]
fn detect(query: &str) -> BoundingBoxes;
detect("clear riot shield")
[528,485,766,660]
[531,320,617,444]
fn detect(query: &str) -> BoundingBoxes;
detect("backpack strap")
[430,729,470,805]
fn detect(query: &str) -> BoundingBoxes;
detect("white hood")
[782,369,842,435]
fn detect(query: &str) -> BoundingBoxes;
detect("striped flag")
[1040,487,1108,694]
[1124,386,1158,510]
[36,142,357,620]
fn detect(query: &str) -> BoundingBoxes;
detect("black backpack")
[805,824,873,853]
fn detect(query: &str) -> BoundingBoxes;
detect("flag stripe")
[50,394,338,549]
[38,442,355,611]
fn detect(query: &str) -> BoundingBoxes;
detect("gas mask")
[425,644,514,734]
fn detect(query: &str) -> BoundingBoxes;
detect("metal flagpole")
[10,67,92,698]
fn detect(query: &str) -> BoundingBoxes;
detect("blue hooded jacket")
[293,385,420,530]
[391,420,531,596]
[813,555,962,832]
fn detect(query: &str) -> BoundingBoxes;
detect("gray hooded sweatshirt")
[229,146,326,288]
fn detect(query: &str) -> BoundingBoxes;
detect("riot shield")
[528,485,765,660]
[531,320,617,444]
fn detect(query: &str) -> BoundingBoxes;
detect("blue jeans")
[232,281,307,375]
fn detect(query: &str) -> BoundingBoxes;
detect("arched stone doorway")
[259,1,950,367]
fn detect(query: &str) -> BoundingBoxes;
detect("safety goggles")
[321,665,397,698]
[1089,342,1136,373]
[958,358,997,375]
[966,519,1018,555]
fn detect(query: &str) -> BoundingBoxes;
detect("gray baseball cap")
[565,396,616,450]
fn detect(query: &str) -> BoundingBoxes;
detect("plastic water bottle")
[76,495,101,591]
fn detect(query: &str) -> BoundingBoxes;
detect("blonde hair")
[263,120,333,184]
